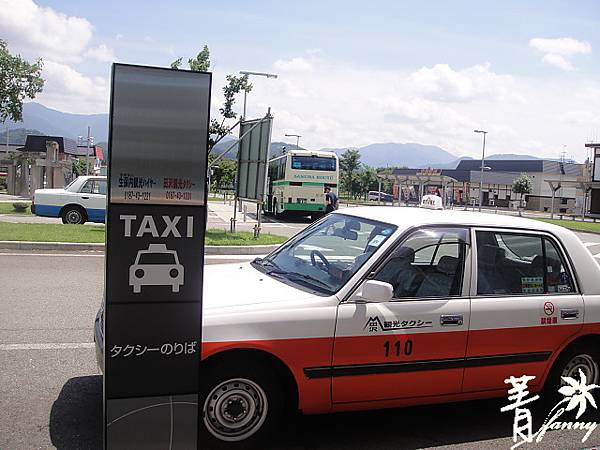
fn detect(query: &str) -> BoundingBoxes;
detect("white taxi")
[95,207,600,447]
[32,176,107,224]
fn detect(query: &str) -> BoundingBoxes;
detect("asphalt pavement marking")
[0,342,95,350]
[583,242,600,248]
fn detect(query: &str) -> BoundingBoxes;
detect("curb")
[0,241,279,255]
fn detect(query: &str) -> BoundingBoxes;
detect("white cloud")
[273,57,314,72]
[0,0,112,113]
[0,0,93,62]
[530,37,592,56]
[85,44,115,62]
[530,37,592,71]
[542,54,574,71]
[409,63,523,103]
[35,60,109,114]
[560,111,600,125]
[207,54,600,161]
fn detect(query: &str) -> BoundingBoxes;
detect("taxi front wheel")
[199,359,284,449]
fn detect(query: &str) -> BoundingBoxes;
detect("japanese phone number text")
[124,191,151,201]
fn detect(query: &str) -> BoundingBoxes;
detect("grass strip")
[0,222,287,245]
[536,218,600,234]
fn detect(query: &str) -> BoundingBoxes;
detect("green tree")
[72,158,93,177]
[0,40,44,123]
[171,45,251,151]
[208,153,236,191]
[358,166,378,199]
[512,173,532,211]
[339,149,361,198]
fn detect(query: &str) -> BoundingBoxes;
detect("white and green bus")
[265,149,339,219]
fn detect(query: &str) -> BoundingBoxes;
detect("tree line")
[339,148,395,200]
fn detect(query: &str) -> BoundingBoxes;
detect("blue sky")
[45,0,599,75]
[1,0,599,159]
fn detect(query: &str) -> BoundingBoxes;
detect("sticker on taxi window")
[368,235,386,247]
[521,276,544,294]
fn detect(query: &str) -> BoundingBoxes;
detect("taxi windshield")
[254,214,396,295]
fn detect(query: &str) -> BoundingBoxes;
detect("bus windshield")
[291,156,336,171]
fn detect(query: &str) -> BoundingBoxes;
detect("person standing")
[325,186,338,213]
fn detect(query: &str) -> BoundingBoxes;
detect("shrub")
[12,202,30,212]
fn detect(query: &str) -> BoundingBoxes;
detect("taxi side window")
[96,180,107,195]
[373,227,468,299]
[544,238,575,294]
[80,180,94,193]
[476,231,574,295]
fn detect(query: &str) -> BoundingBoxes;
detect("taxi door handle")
[560,309,580,320]
[81,196,90,200]
[440,314,463,326]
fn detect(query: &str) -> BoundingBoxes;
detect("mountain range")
[3,102,546,168]
[5,102,109,143]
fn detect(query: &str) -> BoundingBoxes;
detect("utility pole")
[474,129,488,212]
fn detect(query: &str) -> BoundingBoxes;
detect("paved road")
[1,232,600,449]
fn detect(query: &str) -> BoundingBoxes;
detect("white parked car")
[32,176,107,224]
[367,190,394,202]
[95,207,600,448]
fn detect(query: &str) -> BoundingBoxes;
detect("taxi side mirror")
[361,280,393,303]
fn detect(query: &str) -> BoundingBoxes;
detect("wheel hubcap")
[561,354,599,384]
[203,378,268,442]
[67,211,81,223]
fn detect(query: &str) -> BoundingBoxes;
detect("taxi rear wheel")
[61,205,87,224]
[199,359,284,448]
[545,343,600,402]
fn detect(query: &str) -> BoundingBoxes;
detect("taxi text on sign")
[103,64,211,449]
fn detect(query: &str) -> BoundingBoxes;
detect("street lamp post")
[474,129,488,212]
[285,134,301,150]
[239,70,278,119]
[78,127,94,176]
[85,126,92,176]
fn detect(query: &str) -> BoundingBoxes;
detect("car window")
[476,231,574,295]
[80,180,94,193]
[96,180,107,195]
[544,238,575,294]
[373,227,469,299]
[64,178,78,190]
[257,214,396,295]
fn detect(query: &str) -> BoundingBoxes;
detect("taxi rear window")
[476,231,574,295]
